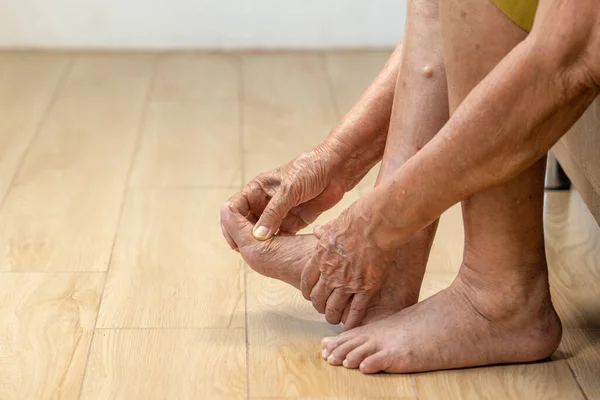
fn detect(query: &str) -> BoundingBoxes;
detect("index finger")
[254,188,299,240]
[342,292,373,330]
[227,192,257,224]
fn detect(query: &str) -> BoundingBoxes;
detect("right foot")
[320,263,562,373]
[220,203,433,325]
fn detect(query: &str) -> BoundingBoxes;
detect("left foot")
[220,202,425,325]
[320,263,562,373]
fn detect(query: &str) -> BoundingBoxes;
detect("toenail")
[342,359,349,368]
[322,349,329,359]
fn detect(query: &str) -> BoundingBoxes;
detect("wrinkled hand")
[300,198,399,330]
[221,142,350,250]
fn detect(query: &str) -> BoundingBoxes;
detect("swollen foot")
[220,204,423,324]
[321,265,562,373]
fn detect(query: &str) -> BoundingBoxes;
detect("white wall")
[0,0,405,49]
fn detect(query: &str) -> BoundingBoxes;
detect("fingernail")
[359,362,366,371]
[327,355,336,365]
[342,359,349,368]
[253,226,269,240]
[322,349,329,359]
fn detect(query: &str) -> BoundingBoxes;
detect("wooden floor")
[0,51,598,400]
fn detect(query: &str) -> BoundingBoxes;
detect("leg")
[320,0,562,373]
[362,0,449,323]
[222,0,450,326]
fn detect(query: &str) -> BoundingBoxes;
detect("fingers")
[301,256,321,301]
[227,192,258,224]
[278,212,308,236]
[310,278,333,314]
[324,289,352,325]
[278,205,313,235]
[296,185,343,222]
[229,174,276,225]
[342,292,373,331]
[254,189,298,241]
[243,183,270,223]
[227,192,250,218]
[278,185,343,234]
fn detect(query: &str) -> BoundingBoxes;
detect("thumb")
[253,190,297,240]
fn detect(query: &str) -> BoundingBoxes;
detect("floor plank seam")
[77,54,159,400]
[243,259,251,400]
[560,346,590,400]
[0,55,74,212]
[124,57,159,190]
[237,53,246,187]
[236,53,252,400]
[569,362,590,400]
[410,375,420,399]
[556,340,588,400]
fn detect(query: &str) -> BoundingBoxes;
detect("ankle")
[461,244,550,294]
[453,260,552,321]
[451,267,562,358]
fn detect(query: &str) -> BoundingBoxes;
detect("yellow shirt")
[492,0,539,32]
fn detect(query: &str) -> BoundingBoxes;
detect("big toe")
[220,203,256,248]
[359,351,393,374]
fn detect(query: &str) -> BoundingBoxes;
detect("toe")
[343,342,377,369]
[220,220,238,250]
[221,204,256,248]
[321,329,359,356]
[326,337,368,366]
[359,351,393,374]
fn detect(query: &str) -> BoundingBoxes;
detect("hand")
[301,197,399,330]
[221,141,354,248]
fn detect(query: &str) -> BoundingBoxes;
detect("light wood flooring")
[0,51,598,399]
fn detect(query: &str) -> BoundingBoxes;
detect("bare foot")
[221,203,428,325]
[221,202,310,289]
[320,263,562,373]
